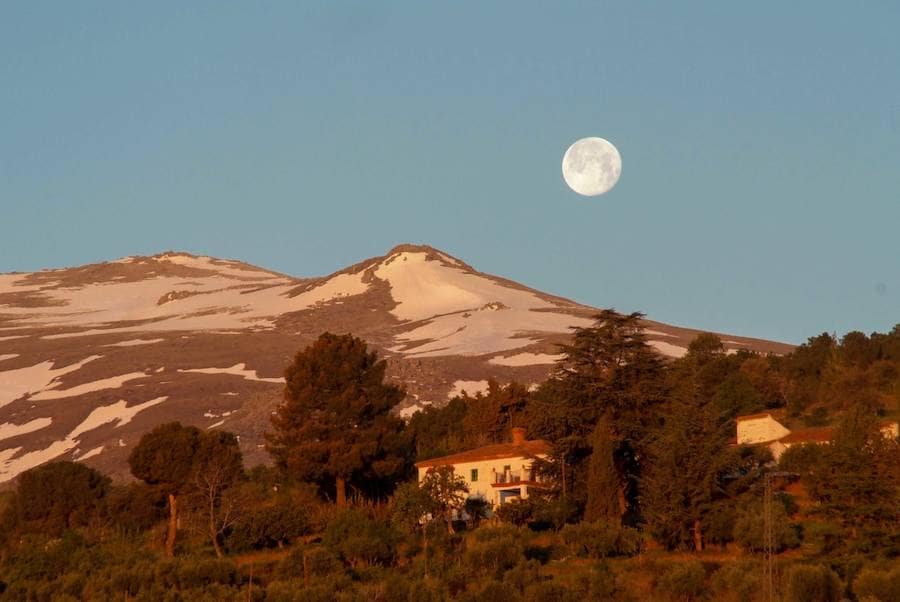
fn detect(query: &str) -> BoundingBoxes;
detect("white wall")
[417,455,542,506]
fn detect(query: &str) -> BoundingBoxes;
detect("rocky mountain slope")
[0,244,792,482]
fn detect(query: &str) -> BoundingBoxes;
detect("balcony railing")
[494,470,535,485]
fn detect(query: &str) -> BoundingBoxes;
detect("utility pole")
[764,474,774,602]
[763,471,798,602]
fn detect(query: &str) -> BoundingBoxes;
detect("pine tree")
[265,332,411,506]
[128,422,203,557]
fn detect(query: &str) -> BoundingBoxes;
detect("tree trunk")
[336,477,347,507]
[423,530,429,579]
[693,519,704,552]
[166,493,178,558]
[303,550,310,588]
[617,483,627,518]
[209,495,223,558]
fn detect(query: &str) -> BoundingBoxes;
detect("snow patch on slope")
[648,340,688,358]
[489,353,565,366]
[448,380,490,399]
[376,252,592,357]
[0,417,52,442]
[180,363,284,384]
[0,356,102,408]
[104,338,165,347]
[77,446,104,460]
[31,372,148,401]
[0,396,168,482]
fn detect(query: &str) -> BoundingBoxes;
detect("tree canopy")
[266,332,411,505]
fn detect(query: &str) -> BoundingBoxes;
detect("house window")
[471,469,478,482]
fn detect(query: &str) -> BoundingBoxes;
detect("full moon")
[562,137,622,196]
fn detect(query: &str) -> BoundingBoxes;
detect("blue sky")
[1,2,898,344]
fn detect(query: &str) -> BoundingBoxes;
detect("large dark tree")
[128,422,202,557]
[528,310,667,520]
[584,418,621,522]
[462,380,530,446]
[129,423,245,557]
[407,396,469,460]
[266,332,410,506]
[800,408,900,549]
[642,333,769,550]
[15,461,110,536]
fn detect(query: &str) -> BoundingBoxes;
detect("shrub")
[266,579,332,602]
[560,521,641,558]
[783,564,842,602]
[1,531,88,582]
[277,545,343,580]
[382,573,411,602]
[174,558,239,589]
[800,521,842,556]
[406,578,447,602]
[467,580,520,602]
[464,531,525,580]
[531,498,580,531]
[854,566,900,602]
[495,497,536,526]
[733,504,800,553]
[587,561,618,599]
[495,497,579,531]
[226,493,312,552]
[503,559,542,594]
[462,524,531,581]
[523,580,581,602]
[657,560,706,602]
[102,483,167,535]
[323,509,401,568]
[711,560,762,602]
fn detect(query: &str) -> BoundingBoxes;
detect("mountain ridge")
[0,244,793,484]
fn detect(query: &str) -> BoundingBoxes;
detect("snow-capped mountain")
[0,244,792,482]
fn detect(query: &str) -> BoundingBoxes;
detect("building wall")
[768,441,789,461]
[417,456,541,507]
[736,415,791,445]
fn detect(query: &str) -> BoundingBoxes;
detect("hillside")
[0,244,792,482]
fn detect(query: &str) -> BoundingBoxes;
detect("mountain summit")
[0,245,791,482]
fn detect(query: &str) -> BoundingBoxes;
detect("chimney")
[511,427,526,445]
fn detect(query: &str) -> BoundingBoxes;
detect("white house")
[415,427,550,507]
[735,412,899,461]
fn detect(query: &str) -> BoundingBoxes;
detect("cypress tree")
[584,418,621,522]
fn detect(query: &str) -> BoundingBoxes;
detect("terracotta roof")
[778,420,899,445]
[416,440,551,468]
[778,426,835,444]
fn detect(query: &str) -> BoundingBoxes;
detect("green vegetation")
[266,332,411,506]
[0,324,898,600]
